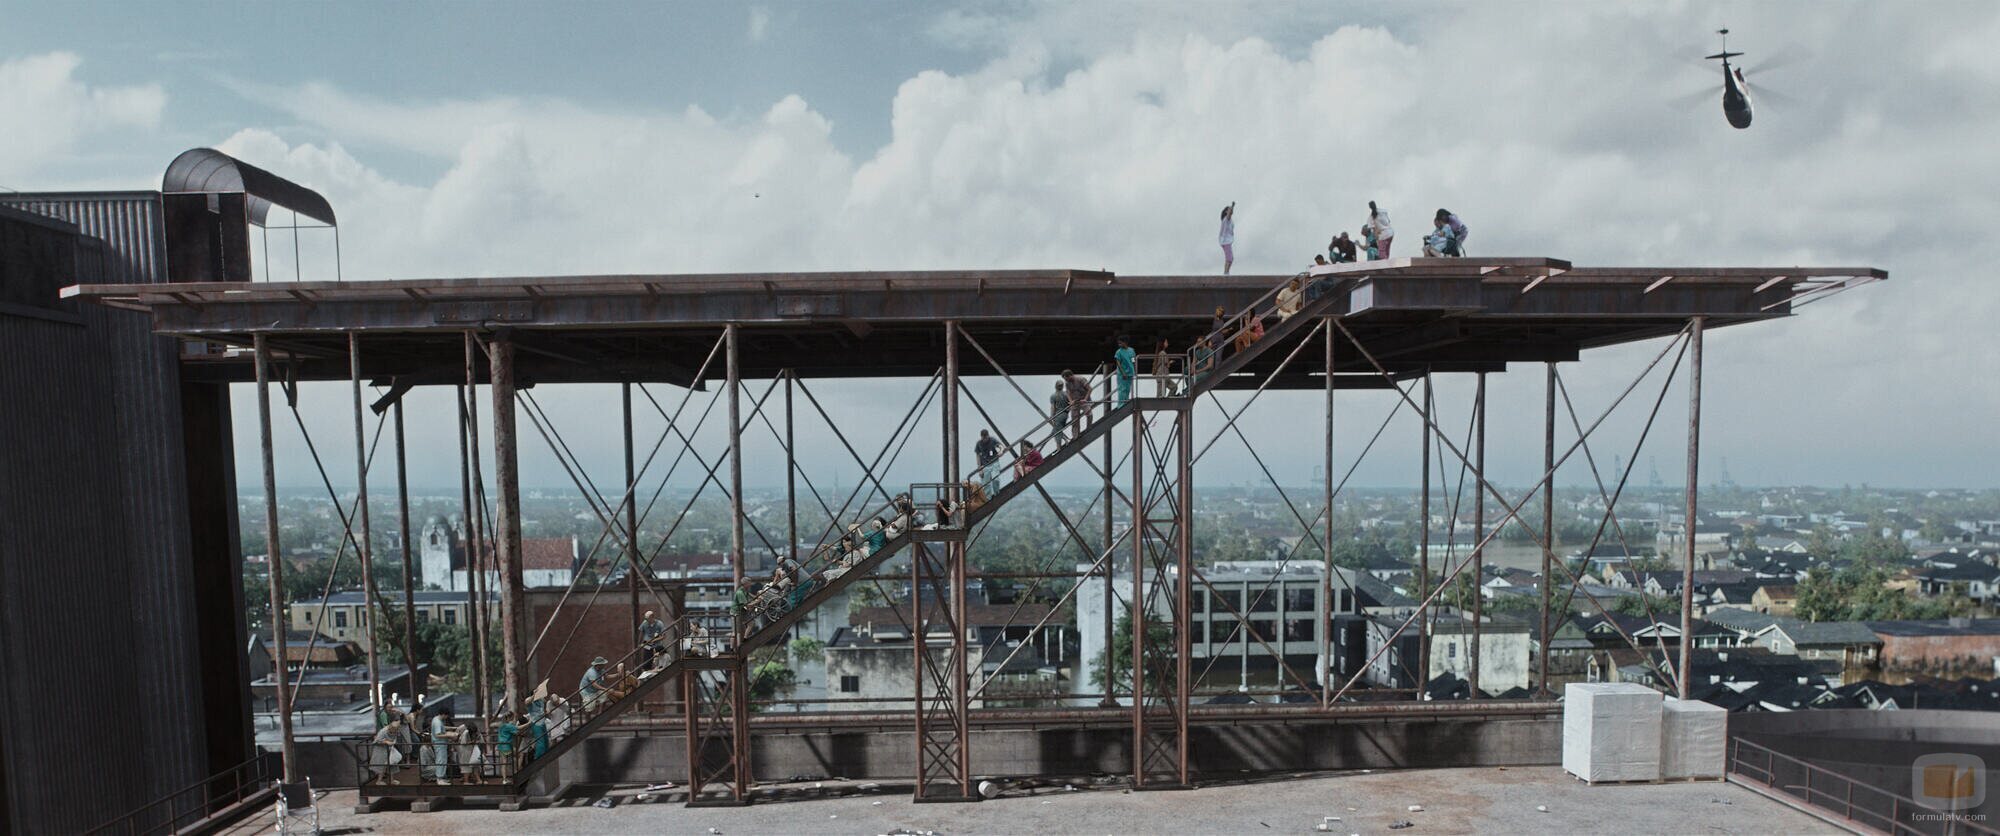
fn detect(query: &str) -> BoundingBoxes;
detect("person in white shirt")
[1218,202,1236,274]
[1367,200,1394,259]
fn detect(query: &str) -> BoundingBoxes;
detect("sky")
[5,0,1997,498]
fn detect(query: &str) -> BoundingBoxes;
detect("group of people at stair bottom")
[1218,199,1471,275]
[369,701,487,786]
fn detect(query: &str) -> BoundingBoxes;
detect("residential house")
[1751,584,1797,616]
[1747,620,1883,674]
[1911,563,2000,604]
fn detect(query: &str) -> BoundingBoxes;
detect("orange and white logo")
[1913,753,1986,811]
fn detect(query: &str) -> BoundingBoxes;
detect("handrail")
[84,752,281,835]
[1728,736,2000,835]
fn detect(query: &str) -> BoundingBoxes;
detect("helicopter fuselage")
[1713,51,1754,129]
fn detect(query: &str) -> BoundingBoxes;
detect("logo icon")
[1913,753,1986,811]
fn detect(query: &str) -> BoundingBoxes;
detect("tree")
[1795,561,1964,622]
[372,611,502,695]
[789,636,825,665]
[1839,533,1912,566]
[747,644,796,708]
[1088,614,1176,693]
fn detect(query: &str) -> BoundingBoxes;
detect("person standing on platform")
[429,707,453,784]
[1154,338,1180,397]
[1218,201,1237,274]
[1113,336,1138,407]
[1368,200,1394,259]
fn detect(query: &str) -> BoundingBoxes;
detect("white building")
[1076,559,1416,700]
[420,516,580,591]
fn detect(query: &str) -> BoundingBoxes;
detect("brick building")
[1866,619,2000,676]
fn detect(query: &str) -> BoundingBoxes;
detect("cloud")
[16,3,2000,489]
[748,6,772,43]
[0,52,165,182]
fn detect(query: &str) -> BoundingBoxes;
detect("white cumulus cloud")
[0,52,165,182]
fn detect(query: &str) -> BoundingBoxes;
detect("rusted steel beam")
[1679,317,1704,700]
[1538,363,1555,697]
[348,332,383,713]
[254,334,297,782]
[395,399,420,705]
[489,334,529,712]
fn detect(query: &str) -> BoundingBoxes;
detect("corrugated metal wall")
[0,197,209,833]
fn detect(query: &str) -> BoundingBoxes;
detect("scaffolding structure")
[65,258,1883,808]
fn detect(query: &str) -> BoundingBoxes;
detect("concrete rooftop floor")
[226,766,1839,835]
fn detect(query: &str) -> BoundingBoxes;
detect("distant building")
[288,589,499,654]
[1867,619,2000,675]
[825,603,1075,711]
[1751,584,1797,616]
[420,517,580,590]
[1428,615,1532,694]
[1745,620,1882,672]
[1077,559,1415,698]
[1912,561,2000,604]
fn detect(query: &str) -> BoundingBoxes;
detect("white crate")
[1660,696,1728,780]
[1563,682,1663,783]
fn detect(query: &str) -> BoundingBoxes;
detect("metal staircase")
[361,267,1359,802]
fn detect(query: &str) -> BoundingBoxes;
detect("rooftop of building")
[1866,617,2000,637]
[294,589,499,605]
[267,766,1827,835]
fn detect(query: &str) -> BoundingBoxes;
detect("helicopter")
[1704,28,1754,129]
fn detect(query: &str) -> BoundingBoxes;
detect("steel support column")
[625,383,640,649]
[684,662,751,806]
[1678,317,1704,699]
[727,324,745,596]
[1539,362,1556,697]
[1321,318,1336,708]
[394,399,420,702]
[785,370,798,565]
[1101,385,1117,709]
[488,333,529,713]
[1469,372,1486,698]
[457,374,490,726]
[914,320,973,801]
[348,333,383,712]
[1418,372,1433,689]
[1130,402,1192,789]
[253,334,297,782]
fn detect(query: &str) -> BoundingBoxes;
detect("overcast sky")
[5,1,1996,498]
